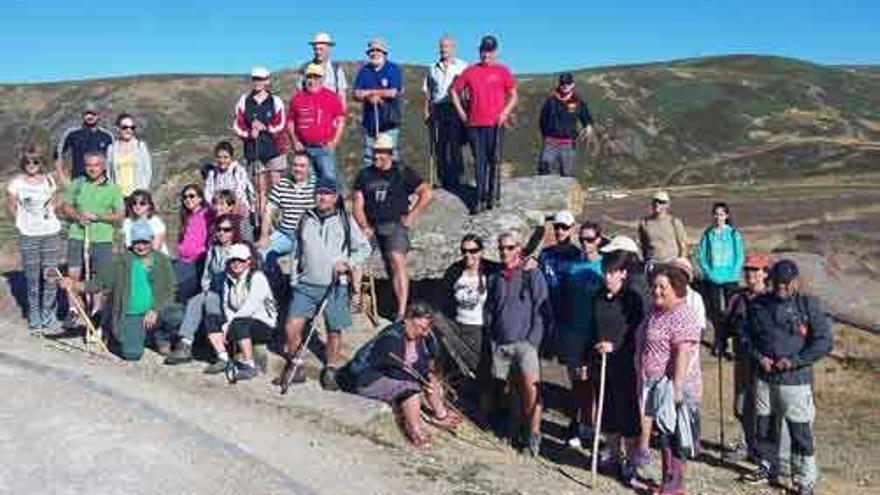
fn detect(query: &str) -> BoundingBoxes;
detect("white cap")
[552,210,576,227]
[310,32,335,45]
[227,243,252,261]
[373,133,395,151]
[600,235,641,257]
[652,190,671,203]
[251,66,271,79]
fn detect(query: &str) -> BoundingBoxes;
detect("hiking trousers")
[19,233,60,329]
[468,126,502,207]
[431,103,465,189]
[537,141,576,177]
[755,379,817,489]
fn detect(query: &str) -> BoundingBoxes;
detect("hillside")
[2,55,880,204]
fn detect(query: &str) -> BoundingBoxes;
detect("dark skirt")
[592,351,641,438]
[356,376,421,404]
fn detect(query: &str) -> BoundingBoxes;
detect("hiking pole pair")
[280,277,340,394]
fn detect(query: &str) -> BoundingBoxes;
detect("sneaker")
[164,342,193,365]
[525,432,541,458]
[619,462,636,485]
[203,359,228,374]
[320,366,339,391]
[236,362,257,381]
[62,311,79,330]
[741,463,777,486]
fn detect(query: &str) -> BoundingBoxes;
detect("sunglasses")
[228,257,249,264]
[183,193,200,200]
[498,244,519,252]
[460,247,481,255]
[25,159,42,166]
[119,125,136,130]
[216,226,234,233]
[553,224,571,231]
[580,236,599,243]
[133,200,150,206]
[132,239,152,246]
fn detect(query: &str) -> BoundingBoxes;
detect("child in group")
[211,189,254,242]
[121,189,169,255]
[204,141,254,226]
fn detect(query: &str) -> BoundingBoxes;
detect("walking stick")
[83,224,93,352]
[590,351,608,485]
[281,278,339,394]
[51,268,111,355]
[427,116,436,187]
[718,289,728,453]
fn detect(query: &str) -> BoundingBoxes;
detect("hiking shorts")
[287,282,352,332]
[66,239,113,274]
[373,222,410,257]
[248,154,287,174]
[492,341,540,380]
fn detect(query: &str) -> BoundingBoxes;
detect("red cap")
[744,252,772,270]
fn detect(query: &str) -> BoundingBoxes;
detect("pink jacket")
[177,207,211,263]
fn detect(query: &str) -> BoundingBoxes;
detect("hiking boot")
[320,366,339,391]
[203,359,228,374]
[62,310,79,330]
[236,362,257,381]
[525,432,541,458]
[164,342,193,365]
[741,463,778,486]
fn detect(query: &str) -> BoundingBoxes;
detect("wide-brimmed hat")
[373,133,394,151]
[652,190,671,203]
[366,38,388,54]
[309,32,335,46]
[599,235,641,257]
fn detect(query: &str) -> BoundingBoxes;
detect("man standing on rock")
[233,66,288,215]
[422,34,468,190]
[353,38,403,168]
[537,73,594,177]
[352,133,432,321]
[637,191,688,266]
[450,35,518,213]
[486,229,550,457]
[281,177,369,390]
[742,259,831,495]
[288,63,346,185]
[295,32,348,111]
[54,101,114,185]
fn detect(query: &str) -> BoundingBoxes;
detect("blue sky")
[1,0,878,83]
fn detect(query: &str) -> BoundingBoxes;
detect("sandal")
[406,429,433,449]
[425,411,463,432]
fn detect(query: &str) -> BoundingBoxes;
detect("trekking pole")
[427,116,436,187]
[51,268,111,355]
[590,351,608,486]
[718,289,728,453]
[281,278,339,394]
[83,224,93,352]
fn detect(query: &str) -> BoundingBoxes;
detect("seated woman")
[171,214,243,367]
[211,189,254,242]
[205,243,276,380]
[342,301,461,448]
[175,183,212,301]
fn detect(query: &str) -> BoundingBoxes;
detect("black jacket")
[539,91,593,141]
[344,322,438,390]
[744,292,832,385]
[441,259,501,321]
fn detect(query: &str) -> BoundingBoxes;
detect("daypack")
[293,198,352,276]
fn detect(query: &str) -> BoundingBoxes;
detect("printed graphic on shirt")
[454,279,482,311]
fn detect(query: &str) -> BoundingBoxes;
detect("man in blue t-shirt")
[353,38,403,168]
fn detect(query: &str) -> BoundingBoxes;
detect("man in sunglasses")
[637,190,688,266]
[353,38,403,168]
[485,229,550,457]
[54,101,114,185]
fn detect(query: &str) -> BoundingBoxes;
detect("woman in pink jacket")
[175,183,212,300]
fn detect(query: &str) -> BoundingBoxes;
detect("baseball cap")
[479,35,498,52]
[314,176,338,195]
[669,257,694,281]
[304,63,324,78]
[770,259,799,284]
[599,235,641,257]
[367,38,388,54]
[558,72,574,85]
[373,133,395,151]
[130,220,154,243]
[82,101,100,115]
[653,190,671,203]
[309,32,335,46]
[744,252,773,270]
[227,243,252,262]
[552,210,576,227]
[251,66,270,79]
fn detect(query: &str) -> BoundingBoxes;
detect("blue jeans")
[362,128,400,168]
[304,145,339,185]
[260,230,297,290]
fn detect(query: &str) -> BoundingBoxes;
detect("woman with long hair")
[107,113,152,196]
[121,189,168,255]
[175,183,211,300]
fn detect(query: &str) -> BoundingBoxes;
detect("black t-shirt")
[353,164,423,225]
[55,126,114,179]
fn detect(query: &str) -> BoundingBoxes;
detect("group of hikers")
[5,32,832,495]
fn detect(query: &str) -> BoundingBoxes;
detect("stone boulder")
[364,176,584,280]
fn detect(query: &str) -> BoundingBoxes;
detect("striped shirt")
[268,176,315,236]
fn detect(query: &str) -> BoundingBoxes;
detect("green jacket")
[85,250,176,337]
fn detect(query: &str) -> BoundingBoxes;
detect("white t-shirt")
[686,287,708,332]
[122,216,169,255]
[7,175,61,237]
[453,272,488,326]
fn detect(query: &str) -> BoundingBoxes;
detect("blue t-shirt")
[353,60,403,136]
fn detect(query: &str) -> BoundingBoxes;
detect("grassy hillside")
[2,55,880,205]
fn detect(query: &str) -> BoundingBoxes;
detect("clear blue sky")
[1,0,878,83]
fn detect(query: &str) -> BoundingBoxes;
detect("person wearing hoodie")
[698,202,745,354]
[741,260,832,495]
[537,72,594,177]
[106,113,152,196]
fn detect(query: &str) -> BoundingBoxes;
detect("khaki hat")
[251,66,270,79]
[304,63,324,77]
[309,32,335,46]
[669,257,694,281]
[373,133,395,151]
[552,210,576,227]
[367,38,388,54]
[599,235,641,257]
[652,190,671,203]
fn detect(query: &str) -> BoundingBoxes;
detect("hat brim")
[309,40,335,46]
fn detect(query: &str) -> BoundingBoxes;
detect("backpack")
[293,199,352,276]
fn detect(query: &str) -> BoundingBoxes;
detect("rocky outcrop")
[363,176,584,280]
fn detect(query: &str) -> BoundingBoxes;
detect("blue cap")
[314,176,338,194]
[130,220,154,243]
[770,259,799,284]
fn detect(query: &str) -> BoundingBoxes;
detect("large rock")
[364,176,584,280]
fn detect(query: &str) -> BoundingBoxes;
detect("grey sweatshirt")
[486,267,550,347]
[293,209,369,287]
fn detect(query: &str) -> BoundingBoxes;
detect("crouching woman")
[340,301,461,448]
